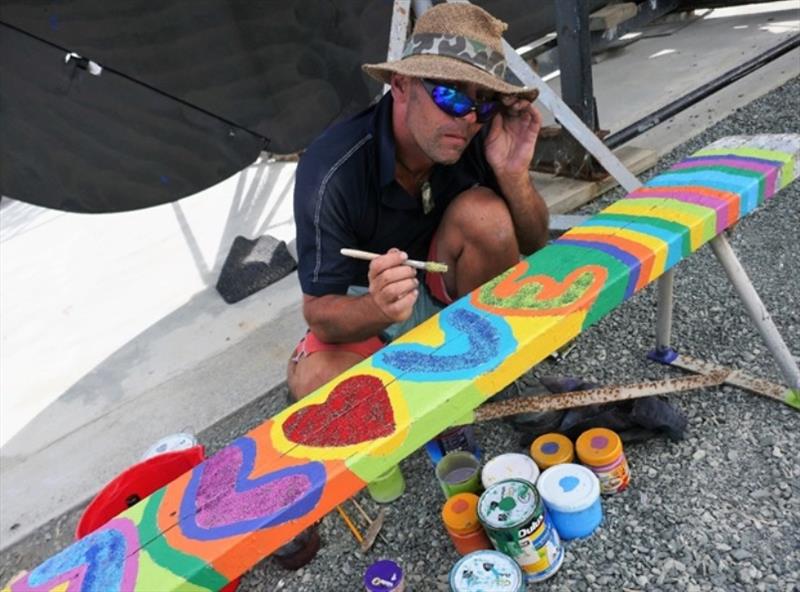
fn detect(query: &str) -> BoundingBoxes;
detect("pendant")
[421,181,434,215]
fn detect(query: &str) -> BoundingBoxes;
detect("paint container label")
[477,479,564,583]
[141,433,198,461]
[449,550,524,592]
[425,425,481,464]
[589,453,631,494]
[364,559,404,592]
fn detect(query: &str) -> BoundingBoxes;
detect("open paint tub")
[536,463,602,540]
[449,549,525,592]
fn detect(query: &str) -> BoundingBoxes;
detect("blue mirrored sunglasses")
[421,79,500,123]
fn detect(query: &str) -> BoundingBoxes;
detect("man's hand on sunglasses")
[484,96,542,185]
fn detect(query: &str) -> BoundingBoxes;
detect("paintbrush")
[340,248,448,273]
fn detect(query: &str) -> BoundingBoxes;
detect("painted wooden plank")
[6,135,798,592]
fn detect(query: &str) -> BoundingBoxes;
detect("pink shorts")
[293,238,453,362]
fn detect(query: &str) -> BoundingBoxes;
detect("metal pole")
[553,0,597,130]
[655,269,675,354]
[709,234,800,389]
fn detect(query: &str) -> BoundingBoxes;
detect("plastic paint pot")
[530,433,574,470]
[141,432,198,460]
[477,478,564,583]
[425,425,482,464]
[367,465,406,503]
[449,549,526,592]
[481,453,540,489]
[436,451,482,498]
[575,427,631,494]
[442,493,492,556]
[364,559,405,592]
[536,463,602,540]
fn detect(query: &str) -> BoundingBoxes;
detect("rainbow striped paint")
[6,135,798,592]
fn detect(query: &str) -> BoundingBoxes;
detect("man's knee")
[448,186,516,251]
[286,351,363,402]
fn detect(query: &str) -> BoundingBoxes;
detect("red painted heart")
[283,375,395,446]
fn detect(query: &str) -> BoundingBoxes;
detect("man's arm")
[485,98,550,255]
[302,249,419,343]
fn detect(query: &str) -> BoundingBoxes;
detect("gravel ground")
[2,77,798,592]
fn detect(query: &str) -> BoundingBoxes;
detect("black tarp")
[0,0,608,213]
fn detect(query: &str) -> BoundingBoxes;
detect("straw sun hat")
[363,3,537,99]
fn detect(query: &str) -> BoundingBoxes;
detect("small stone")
[738,567,753,584]
[731,549,752,561]
[727,450,740,462]
[750,488,771,500]
[693,449,707,461]
[715,543,732,552]
[772,446,783,458]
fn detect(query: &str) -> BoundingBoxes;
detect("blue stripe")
[646,170,760,214]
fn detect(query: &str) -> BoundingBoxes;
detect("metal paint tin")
[364,559,405,592]
[481,453,540,489]
[530,433,574,470]
[536,463,602,540]
[575,427,631,494]
[477,479,564,583]
[448,549,525,592]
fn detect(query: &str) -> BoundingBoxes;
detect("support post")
[652,269,676,362]
[709,234,800,389]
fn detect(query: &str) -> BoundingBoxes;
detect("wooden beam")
[8,135,798,592]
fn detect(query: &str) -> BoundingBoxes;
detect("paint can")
[481,453,540,489]
[530,433,574,470]
[436,451,482,498]
[367,465,406,503]
[536,463,602,540]
[141,432,198,460]
[448,549,525,592]
[575,427,631,494]
[477,478,564,583]
[364,559,405,592]
[425,425,482,464]
[441,493,492,556]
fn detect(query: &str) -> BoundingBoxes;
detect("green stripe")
[140,489,229,590]
[691,146,796,189]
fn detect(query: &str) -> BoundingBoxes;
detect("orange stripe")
[565,232,655,293]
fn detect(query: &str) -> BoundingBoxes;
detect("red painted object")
[75,445,241,592]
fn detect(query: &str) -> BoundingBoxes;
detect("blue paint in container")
[536,463,602,540]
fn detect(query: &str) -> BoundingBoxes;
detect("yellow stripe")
[604,199,711,251]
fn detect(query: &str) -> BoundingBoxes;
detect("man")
[288,3,549,401]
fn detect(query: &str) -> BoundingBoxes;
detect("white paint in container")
[480,453,540,489]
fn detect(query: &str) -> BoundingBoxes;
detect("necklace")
[397,159,435,214]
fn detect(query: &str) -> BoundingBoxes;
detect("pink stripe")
[671,156,778,197]
[627,188,733,234]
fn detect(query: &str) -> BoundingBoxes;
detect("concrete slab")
[1,1,798,550]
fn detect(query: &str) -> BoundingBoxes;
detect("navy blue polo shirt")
[294,93,500,297]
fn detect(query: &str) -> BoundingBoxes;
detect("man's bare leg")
[435,186,521,298]
[287,350,364,402]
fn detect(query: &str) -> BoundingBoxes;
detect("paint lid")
[530,433,575,469]
[477,478,541,529]
[449,550,524,592]
[536,463,600,513]
[141,432,198,460]
[442,493,482,534]
[481,453,540,489]
[364,559,404,592]
[576,427,623,466]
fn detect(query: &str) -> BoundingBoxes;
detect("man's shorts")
[292,241,453,362]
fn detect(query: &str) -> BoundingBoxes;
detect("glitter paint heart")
[15,518,138,592]
[282,375,395,447]
[180,438,325,540]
